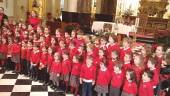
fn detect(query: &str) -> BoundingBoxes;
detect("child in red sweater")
[110,61,125,96]
[121,69,137,96]
[94,60,110,96]
[80,56,96,96]
[26,40,33,76]
[50,52,62,91]
[139,70,154,96]
[21,41,28,75]
[123,53,132,72]
[38,46,48,84]
[70,55,82,96]
[108,50,119,72]
[61,52,72,92]
[0,37,8,70]
[30,45,40,81]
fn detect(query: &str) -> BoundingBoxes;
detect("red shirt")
[0,44,8,54]
[45,35,51,46]
[71,62,82,76]
[61,59,72,75]
[28,17,41,30]
[80,64,96,81]
[122,80,137,95]
[21,48,27,59]
[30,51,40,64]
[11,43,21,54]
[69,47,79,59]
[107,43,120,59]
[123,63,132,71]
[132,65,145,81]
[26,48,32,61]
[139,81,154,96]
[40,52,48,65]
[107,59,117,72]
[47,54,54,69]
[96,69,111,86]
[51,61,62,73]
[120,47,131,61]
[151,68,160,86]
[111,71,124,88]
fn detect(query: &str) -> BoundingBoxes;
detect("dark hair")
[148,56,157,66]
[114,60,123,69]
[144,69,154,79]
[127,69,136,82]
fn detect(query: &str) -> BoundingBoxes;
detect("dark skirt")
[109,86,121,96]
[121,91,135,96]
[61,74,69,82]
[50,72,60,84]
[70,75,79,87]
[11,54,20,64]
[94,84,108,93]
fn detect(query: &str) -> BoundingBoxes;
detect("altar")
[91,21,136,36]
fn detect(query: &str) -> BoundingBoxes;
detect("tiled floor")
[0,69,65,96]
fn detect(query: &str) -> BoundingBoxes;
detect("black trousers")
[21,59,28,75]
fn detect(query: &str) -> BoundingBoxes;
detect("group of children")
[0,20,170,96]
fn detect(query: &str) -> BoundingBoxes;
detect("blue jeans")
[82,82,92,96]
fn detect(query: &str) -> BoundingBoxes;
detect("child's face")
[156,46,163,56]
[126,72,131,81]
[142,72,150,82]
[48,48,52,54]
[2,38,6,43]
[33,46,38,51]
[71,31,76,37]
[99,50,104,57]
[147,60,153,68]
[109,36,114,43]
[42,47,47,52]
[133,55,140,65]
[123,41,129,48]
[86,58,93,66]
[111,52,118,59]
[114,66,120,73]
[65,32,70,38]
[51,38,56,44]
[100,38,106,45]
[62,54,68,59]
[54,53,60,60]
[100,63,105,69]
[44,28,49,34]
[124,54,131,62]
[72,56,78,63]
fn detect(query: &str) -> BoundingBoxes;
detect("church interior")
[0,0,170,96]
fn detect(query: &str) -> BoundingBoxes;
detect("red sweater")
[26,48,32,61]
[69,47,79,59]
[111,71,124,88]
[123,63,132,71]
[40,52,48,65]
[11,43,21,55]
[151,68,160,86]
[139,81,154,96]
[61,59,72,75]
[47,54,54,69]
[122,80,137,95]
[132,65,145,82]
[30,51,40,64]
[107,43,120,59]
[96,69,111,86]
[21,48,27,59]
[80,64,96,81]
[71,62,82,76]
[50,61,62,73]
[120,47,131,61]
[28,17,41,30]
[0,44,8,54]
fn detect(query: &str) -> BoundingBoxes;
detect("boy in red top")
[94,60,110,96]
[80,56,96,96]
[0,37,8,70]
[38,46,48,84]
[155,45,164,68]
[30,45,40,81]
[121,69,137,96]
[61,52,72,92]
[110,61,125,96]
[27,11,41,30]
[139,70,154,96]
[107,50,119,72]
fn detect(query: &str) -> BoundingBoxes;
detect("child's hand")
[57,74,60,77]
[80,78,82,84]
[92,81,95,86]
